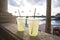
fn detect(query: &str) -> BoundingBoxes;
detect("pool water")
[25,18,60,26]
[40,19,60,25]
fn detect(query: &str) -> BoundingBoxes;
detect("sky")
[8,0,60,16]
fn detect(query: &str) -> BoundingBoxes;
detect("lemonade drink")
[28,19,39,36]
[17,17,25,31]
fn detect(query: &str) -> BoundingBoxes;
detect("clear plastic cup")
[28,18,39,36]
[17,17,25,31]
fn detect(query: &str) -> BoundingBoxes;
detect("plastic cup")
[28,18,39,36]
[17,17,25,31]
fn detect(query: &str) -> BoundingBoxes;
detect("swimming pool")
[40,19,60,25]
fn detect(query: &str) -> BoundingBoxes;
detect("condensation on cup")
[17,17,25,31]
[28,18,39,36]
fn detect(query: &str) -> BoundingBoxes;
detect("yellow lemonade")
[17,17,25,31]
[28,19,39,36]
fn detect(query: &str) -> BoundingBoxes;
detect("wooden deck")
[0,23,60,40]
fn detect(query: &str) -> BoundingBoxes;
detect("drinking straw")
[18,10,21,17]
[31,8,36,34]
[34,8,36,19]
